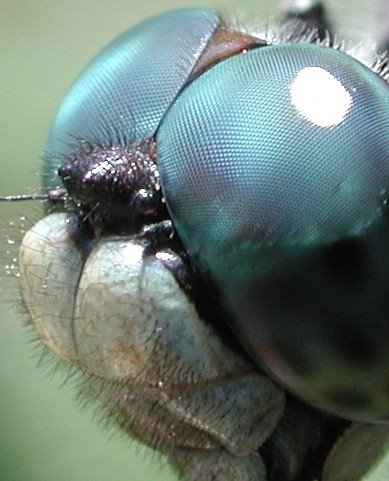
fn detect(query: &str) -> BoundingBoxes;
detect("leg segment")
[280,0,332,40]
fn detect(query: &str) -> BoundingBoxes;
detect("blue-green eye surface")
[44,8,219,188]
[158,43,389,422]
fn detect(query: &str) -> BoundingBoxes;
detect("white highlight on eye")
[290,66,352,127]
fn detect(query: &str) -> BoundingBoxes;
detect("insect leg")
[375,0,389,52]
[280,0,332,40]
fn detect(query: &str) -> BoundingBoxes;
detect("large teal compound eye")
[157,43,389,422]
[44,8,220,189]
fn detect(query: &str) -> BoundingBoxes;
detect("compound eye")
[158,43,389,249]
[157,43,389,422]
[44,8,220,189]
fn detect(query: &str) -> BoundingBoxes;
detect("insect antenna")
[0,188,68,203]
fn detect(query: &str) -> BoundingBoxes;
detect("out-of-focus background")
[0,1,387,481]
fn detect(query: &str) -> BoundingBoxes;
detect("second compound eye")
[157,42,389,422]
[157,43,389,256]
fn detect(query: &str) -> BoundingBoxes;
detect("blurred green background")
[0,1,387,481]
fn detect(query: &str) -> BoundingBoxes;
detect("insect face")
[3,2,389,481]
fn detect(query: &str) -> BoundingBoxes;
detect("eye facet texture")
[44,8,220,188]
[158,43,389,422]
